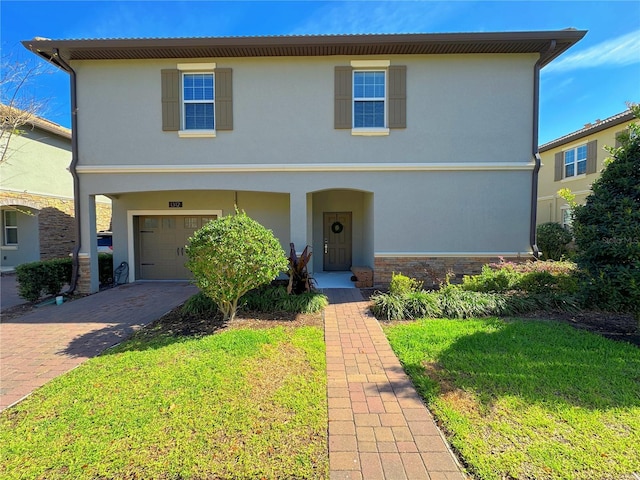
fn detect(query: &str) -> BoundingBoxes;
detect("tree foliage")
[1,56,54,165]
[536,222,573,260]
[185,210,288,321]
[571,105,640,314]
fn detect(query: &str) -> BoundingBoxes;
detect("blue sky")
[1,0,639,144]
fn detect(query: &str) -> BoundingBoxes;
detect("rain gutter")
[50,49,81,293]
[530,39,557,259]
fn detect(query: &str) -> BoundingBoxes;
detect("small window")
[183,72,214,130]
[3,210,18,245]
[564,144,587,178]
[353,71,386,129]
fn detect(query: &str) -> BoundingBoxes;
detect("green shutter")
[615,130,625,148]
[388,65,406,129]
[334,66,352,129]
[215,68,233,131]
[586,140,597,174]
[161,69,180,131]
[554,152,563,181]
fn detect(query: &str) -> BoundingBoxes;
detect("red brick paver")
[324,289,465,479]
[0,282,198,411]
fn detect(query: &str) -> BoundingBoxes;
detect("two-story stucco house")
[537,108,637,228]
[23,31,585,293]
[0,107,111,270]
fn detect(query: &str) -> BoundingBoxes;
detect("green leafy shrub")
[403,290,442,319]
[462,265,522,293]
[569,107,640,315]
[537,222,573,260]
[98,253,113,286]
[389,272,422,295]
[182,291,218,315]
[185,210,288,321]
[242,285,328,314]
[183,286,328,316]
[16,258,72,302]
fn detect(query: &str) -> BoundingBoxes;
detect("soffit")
[22,31,586,69]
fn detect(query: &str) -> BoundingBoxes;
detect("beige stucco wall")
[537,119,636,225]
[69,52,539,289]
[73,54,536,167]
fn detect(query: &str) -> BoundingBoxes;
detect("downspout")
[530,40,557,259]
[52,49,81,293]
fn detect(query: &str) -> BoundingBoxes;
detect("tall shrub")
[185,210,288,321]
[537,222,573,260]
[570,105,640,314]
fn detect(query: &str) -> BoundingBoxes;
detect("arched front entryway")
[310,189,374,273]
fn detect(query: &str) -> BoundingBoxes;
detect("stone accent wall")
[374,255,532,288]
[76,254,92,294]
[0,191,112,260]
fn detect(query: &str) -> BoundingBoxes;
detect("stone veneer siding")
[0,191,111,260]
[374,255,532,288]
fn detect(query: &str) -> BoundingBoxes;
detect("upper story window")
[353,71,386,129]
[3,210,18,246]
[334,62,406,135]
[553,140,597,182]
[564,144,587,178]
[183,72,214,130]
[161,63,233,136]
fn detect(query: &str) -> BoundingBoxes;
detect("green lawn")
[384,318,640,480]
[0,325,328,479]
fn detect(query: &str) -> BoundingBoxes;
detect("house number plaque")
[168,201,183,208]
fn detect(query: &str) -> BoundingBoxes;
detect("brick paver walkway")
[0,282,198,411]
[323,289,465,479]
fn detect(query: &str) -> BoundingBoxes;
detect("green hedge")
[15,254,114,302]
[16,258,72,302]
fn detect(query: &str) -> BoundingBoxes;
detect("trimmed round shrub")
[185,210,288,321]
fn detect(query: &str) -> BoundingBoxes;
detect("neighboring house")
[23,30,585,293]
[0,106,111,271]
[537,109,636,228]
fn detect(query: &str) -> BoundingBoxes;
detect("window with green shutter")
[161,64,233,135]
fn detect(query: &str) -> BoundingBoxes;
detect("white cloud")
[546,29,640,73]
[288,1,459,35]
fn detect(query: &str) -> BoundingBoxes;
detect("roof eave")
[21,30,586,67]
[540,111,635,152]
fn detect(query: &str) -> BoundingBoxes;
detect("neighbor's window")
[564,144,587,178]
[353,71,386,128]
[3,210,18,245]
[183,72,214,130]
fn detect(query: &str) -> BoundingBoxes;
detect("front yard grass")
[0,323,328,479]
[384,318,640,480]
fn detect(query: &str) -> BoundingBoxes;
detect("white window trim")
[563,144,587,179]
[179,63,216,136]
[3,210,18,246]
[351,68,388,135]
[561,205,573,229]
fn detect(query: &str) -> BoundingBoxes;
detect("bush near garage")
[16,258,72,302]
[15,254,114,302]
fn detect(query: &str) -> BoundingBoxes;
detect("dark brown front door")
[323,212,352,271]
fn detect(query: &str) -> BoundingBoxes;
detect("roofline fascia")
[21,29,586,69]
[539,111,635,152]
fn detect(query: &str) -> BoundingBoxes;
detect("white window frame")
[3,210,18,246]
[178,63,216,138]
[561,206,573,230]
[563,144,587,179]
[351,60,390,136]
